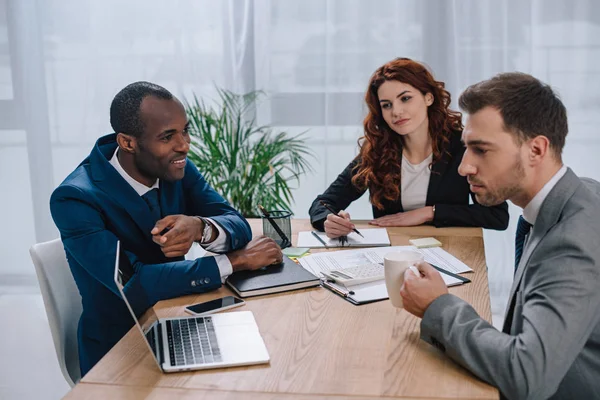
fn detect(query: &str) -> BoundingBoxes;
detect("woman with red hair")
[309,58,509,238]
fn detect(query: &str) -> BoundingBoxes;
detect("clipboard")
[320,279,387,305]
[319,264,470,306]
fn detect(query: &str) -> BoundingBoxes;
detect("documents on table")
[298,245,472,278]
[298,245,472,305]
[297,228,391,248]
[418,246,472,274]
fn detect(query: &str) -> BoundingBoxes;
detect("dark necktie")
[514,215,532,274]
[141,188,161,222]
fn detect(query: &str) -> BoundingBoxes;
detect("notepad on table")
[409,237,442,248]
[282,247,310,257]
[297,228,391,248]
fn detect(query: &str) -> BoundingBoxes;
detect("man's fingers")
[159,226,185,244]
[162,243,189,257]
[151,215,178,235]
[163,250,186,258]
[415,261,437,276]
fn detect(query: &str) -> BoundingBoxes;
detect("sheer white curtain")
[2,0,600,323]
[0,0,235,280]
[252,0,600,324]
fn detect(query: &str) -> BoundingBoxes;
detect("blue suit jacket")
[50,134,252,375]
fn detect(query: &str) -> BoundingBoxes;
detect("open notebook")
[297,228,391,248]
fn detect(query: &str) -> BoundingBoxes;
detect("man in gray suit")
[400,72,600,400]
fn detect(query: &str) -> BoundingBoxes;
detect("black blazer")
[309,131,509,231]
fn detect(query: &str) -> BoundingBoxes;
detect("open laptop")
[113,241,270,372]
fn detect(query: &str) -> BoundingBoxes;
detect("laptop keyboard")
[166,317,223,366]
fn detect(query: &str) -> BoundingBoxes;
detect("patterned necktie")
[514,215,532,274]
[141,188,161,222]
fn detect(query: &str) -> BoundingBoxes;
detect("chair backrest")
[29,239,82,387]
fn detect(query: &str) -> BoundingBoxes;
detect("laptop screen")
[112,241,163,369]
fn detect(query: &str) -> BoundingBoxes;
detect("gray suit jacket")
[420,168,600,400]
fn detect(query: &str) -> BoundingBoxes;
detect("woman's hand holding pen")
[324,210,354,238]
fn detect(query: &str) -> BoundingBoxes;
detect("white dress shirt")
[109,148,233,280]
[401,153,432,211]
[522,165,568,225]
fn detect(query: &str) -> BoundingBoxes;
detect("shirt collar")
[108,147,159,196]
[522,164,567,225]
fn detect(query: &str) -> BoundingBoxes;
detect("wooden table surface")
[67,220,498,399]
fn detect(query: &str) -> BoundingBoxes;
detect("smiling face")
[377,80,433,137]
[132,96,191,183]
[458,107,527,206]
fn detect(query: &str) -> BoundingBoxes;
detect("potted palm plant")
[185,88,314,218]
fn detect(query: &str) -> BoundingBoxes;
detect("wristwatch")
[432,205,436,220]
[198,217,213,244]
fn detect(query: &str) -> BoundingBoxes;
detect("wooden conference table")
[65,219,499,399]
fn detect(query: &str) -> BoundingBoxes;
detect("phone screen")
[185,296,244,314]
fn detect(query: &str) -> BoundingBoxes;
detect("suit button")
[191,280,197,287]
[204,277,211,284]
[234,239,239,246]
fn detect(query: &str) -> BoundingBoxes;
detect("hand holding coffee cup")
[400,261,449,318]
[384,250,424,308]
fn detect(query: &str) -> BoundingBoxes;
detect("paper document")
[298,245,470,289]
[418,247,472,274]
[297,228,391,248]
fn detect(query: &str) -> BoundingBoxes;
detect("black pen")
[258,205,291,248]
[319,200,364,238]
[311,230,329,248]
[430,264,471,283]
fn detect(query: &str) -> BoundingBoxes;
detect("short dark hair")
[110,81,173,137]
[458,72,568,158]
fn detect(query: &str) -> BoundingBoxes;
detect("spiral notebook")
[297,228,391,248]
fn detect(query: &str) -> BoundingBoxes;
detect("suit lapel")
[90,135,161,237]
[502,168,581,329]
[425,151,450,205]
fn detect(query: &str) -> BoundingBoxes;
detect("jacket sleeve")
[183,162,252,252]
[419,218,600,399]
[308,158,367,231]
[50,184,223,314]
[432,195,509,230]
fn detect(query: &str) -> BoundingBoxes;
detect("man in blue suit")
[50,81,283,376]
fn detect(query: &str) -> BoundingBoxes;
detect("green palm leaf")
[184,88,314,217]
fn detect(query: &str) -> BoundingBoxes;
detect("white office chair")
[29,239,82,387]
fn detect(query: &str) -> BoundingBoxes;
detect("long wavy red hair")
[352,58,463,210]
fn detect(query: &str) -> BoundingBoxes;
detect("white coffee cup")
[384,250,424,308]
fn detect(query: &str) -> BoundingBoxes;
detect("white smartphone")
[184,295,245,316]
